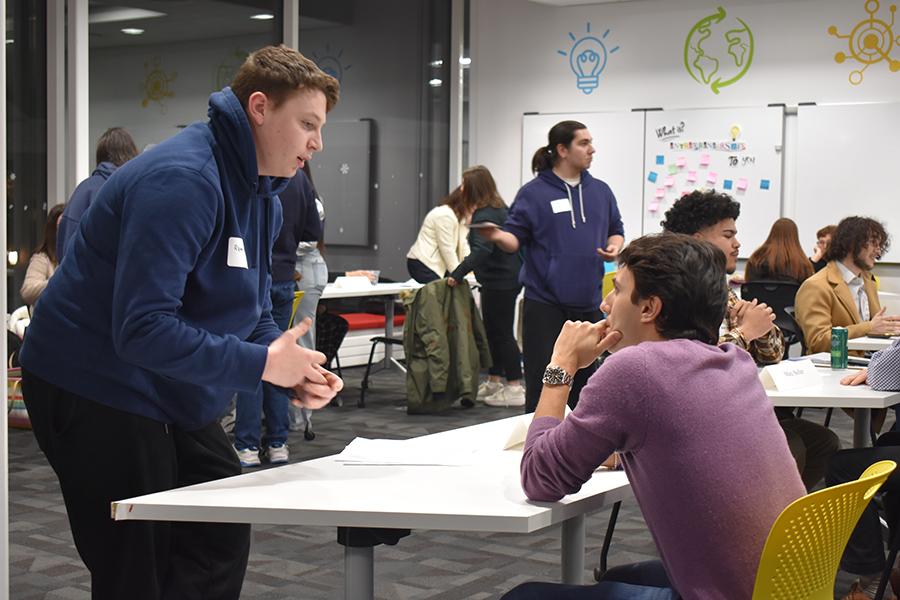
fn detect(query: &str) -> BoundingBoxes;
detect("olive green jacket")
[403,280,492,414]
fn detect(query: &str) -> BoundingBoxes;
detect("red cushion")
[339,312,405,331]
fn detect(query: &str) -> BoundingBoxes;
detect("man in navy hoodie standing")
[56,127,138,261]
[483,120,624,412]
[19,45,342,599]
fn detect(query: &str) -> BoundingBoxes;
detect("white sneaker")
[483,385,526,408]
[265,443,289,464]
[235,446,261,467]
[477,380,503,401]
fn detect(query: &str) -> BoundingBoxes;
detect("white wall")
[470,0,900,289]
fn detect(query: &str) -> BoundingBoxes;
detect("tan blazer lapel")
[864,272,881,318]
[826,262,862,324]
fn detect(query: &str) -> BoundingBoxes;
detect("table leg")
[345,545,374,600]
[561,514,586,585]
[383,297,395,369]
[853,407,872,448]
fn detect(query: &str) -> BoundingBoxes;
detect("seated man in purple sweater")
[503,234,805,600]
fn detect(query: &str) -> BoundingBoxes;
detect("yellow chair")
[751,460,897,600]
[288,290,305,328]
[602,270,616,301]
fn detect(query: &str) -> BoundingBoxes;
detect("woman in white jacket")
[407,188,475,283]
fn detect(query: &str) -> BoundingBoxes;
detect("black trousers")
[522,298,602,413]
[780,417,841,490]
[22,370,250,600]
[481,287,523,381]
[407,258,442,284]
[826,432,900,575]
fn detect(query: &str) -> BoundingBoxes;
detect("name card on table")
[759,359,820,391]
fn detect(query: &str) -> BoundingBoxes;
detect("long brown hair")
[460,165,504,210]
[746,218,814,282]
[35,204,65,265]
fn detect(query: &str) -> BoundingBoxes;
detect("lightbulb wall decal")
[557,22,619,95]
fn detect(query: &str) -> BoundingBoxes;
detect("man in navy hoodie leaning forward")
[483,120,624,412]
[19,45,342,600]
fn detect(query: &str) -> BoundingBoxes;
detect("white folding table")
[766,360,900,448]
[112,415,631,600]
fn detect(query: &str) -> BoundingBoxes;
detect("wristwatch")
[542,364,574,387]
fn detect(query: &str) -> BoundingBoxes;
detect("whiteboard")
[521,112,645,245]
[642,107,784,258]
[795,103,900,263]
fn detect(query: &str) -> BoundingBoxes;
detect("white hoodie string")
[563,182,587,229]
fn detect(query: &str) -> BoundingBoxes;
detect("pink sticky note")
[686,170,697,183]
[707,172,718,184]
[699,154,711,166]
[664,176,675,187]
[649,200,660,212]
[655,187,665,199]
[681,190,692,197]
[676,156,687,167]
[737,178,749,190]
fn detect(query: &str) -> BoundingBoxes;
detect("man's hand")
[811,245,824,262]
[841,369,869,386]
[549,320,623,373]
[596,244,621,261]
[290,364,343,409]
[262,318,328,388]
[733,298,776,341]
[870,307,900,335]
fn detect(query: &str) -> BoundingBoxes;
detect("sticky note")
[699,153,711,166]
[648,171,658,183]
[655,187,665,199]
[668,164,678,175]
[686,170,697,183]
[737,178,749,191]
[649,200,660,212]
[681,190,692,197]
[655,155,665,165]
[723,179,733,190]
[707,172,718,184]
[676,156,687,167]
[664,176,675,188]
[760,179,771,190]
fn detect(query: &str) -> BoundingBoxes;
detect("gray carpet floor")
[7,365,876,599]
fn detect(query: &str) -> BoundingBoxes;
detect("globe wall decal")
[684,7,754,95]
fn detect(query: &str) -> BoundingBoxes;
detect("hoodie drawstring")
[578,184,586,224]
[565,185,576,229]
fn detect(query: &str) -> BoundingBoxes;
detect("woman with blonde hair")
[746,217,814,284]
[406,182,476,283]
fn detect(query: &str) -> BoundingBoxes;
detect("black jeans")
[23,370,250,600]
[826,432,900,575]
[407,258,442,284]
[481,286,523,381]
[522,298,602,413]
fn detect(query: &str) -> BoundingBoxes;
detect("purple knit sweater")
[522,339,804,600]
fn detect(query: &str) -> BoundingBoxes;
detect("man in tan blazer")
[796,216,900,354]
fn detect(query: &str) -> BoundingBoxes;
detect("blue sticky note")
[760,179,770,190]
[655,155,665,165]
[648,171,658,183]
[723,179,733,190]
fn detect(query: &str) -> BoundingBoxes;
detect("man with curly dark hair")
[796,216,900,354]
[662,190,840,491]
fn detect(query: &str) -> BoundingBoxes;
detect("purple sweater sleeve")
[521,348,649,501]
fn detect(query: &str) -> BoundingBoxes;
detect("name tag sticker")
[550,198,571,214]
[227,237,248,269]
[759,359,820,391]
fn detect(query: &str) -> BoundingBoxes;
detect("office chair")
[751,460,896,599]
[741,280,803,359]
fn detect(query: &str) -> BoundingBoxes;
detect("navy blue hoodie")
[56,161,118,262]
[504,169,624,311]
[21,88,288,430]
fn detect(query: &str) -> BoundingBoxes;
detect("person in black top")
[447,166,524,407]
[810,224,836,273]
[233,169,322,467]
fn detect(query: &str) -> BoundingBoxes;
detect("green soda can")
[831,326,848,369]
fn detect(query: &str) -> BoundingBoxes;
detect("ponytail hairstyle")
[531,120,587,174]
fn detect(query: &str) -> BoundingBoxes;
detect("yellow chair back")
[288,290,306,328]
[602,271,616,302]
[751,460,896,600]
